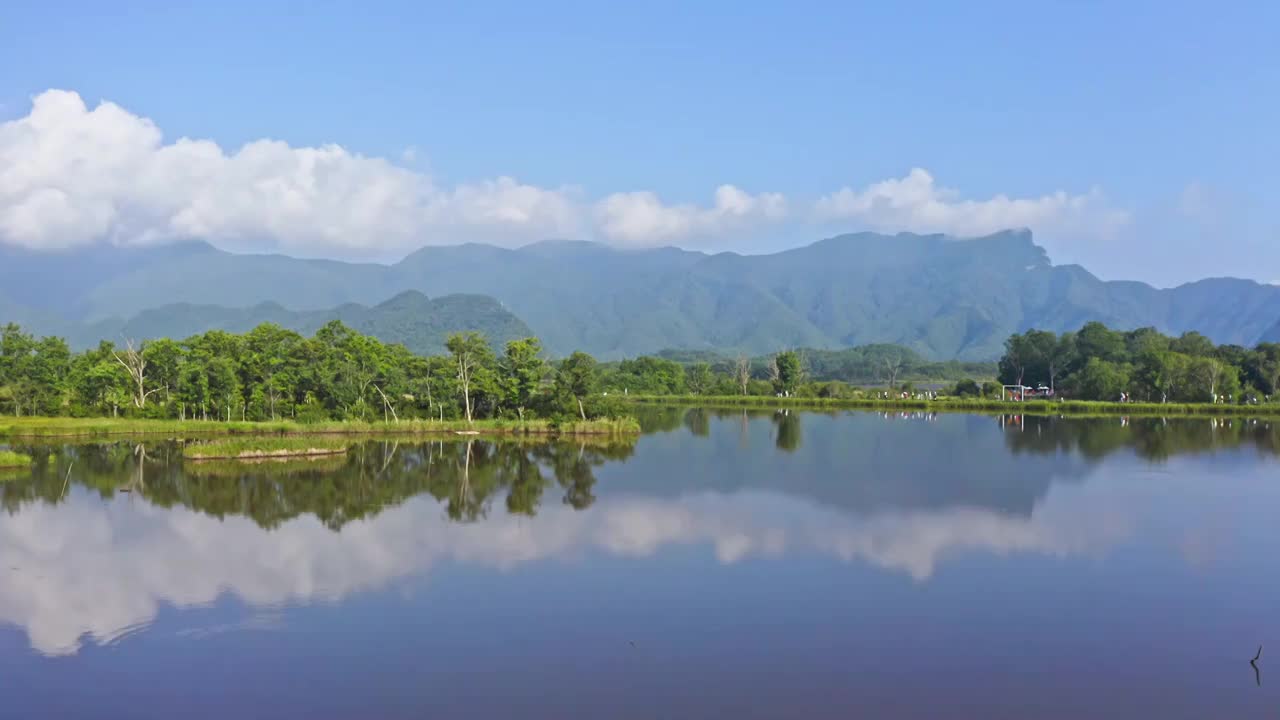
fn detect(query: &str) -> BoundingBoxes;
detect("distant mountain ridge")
[3,230,1278,360]
[23,291,533,356]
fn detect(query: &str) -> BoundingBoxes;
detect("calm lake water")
[1,409,1278,719]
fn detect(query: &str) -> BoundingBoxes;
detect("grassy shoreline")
[623,394,1280,418]
[0,416,642,439]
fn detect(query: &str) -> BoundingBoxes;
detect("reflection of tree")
[530,442,602,510]
[631,406,686,434]
[683,408,710,437]
[1002,415,1279,461]
[505,444,550,516]
[772,410,802,452]
[0,436,636,530]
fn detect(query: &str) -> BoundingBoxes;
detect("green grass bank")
[622,394,1280,418]
[0,416,642,439]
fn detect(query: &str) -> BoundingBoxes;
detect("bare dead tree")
[734,355,751,395]
[768,355,781,393]
[453,347,482,424]
[372,384,399,423]
[113,338,157,409]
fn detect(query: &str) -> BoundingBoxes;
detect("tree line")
[0,321,613,423]
[7,318,1279,419]
[997,322,1280,403]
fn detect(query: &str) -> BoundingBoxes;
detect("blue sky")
[2,1,1277,286]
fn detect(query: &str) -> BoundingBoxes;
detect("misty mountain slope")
[1257,317,1280,344]
[80,248,407,322]
[3,230,1278,359]
[63,291,533,355]
[0,241,219,319]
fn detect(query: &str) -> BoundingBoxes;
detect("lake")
[1,409,1278,718]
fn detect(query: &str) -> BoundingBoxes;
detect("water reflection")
[1,439,632,531]
[0,410,1276,663]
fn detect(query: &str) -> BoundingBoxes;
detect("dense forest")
[997,322,1280,402]
[0,320,993,423]
[4,320,1280,422]
[0,321,613,423]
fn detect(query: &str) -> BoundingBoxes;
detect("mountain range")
[0,287,531,357]
[2,230,1278,360]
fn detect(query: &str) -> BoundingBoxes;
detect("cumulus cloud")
[0,90,582,256]
[0,90,1128,254]
[594,185,787,246]
[814,168,1129,240]
[0,486,1125,655]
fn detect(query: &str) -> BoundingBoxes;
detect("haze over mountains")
[3,230,1278,360]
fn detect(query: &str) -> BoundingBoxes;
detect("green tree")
[1136,350,1184,403]
[772,350,803,396]
[998,332,1039,387]
[501,338,546,420]
[685,362,714,395]
[445,332,494,424]
[143,338,184,411]
[557,351,597,420]
[1188,356,1234,402]
[0,324,37,416]
[28,336,71,416]
[1073,358,1130,401]
[607,356,686,395]
[1171,331,1215,358]
[1075,322,1125,364]
[1125,327,1170,358]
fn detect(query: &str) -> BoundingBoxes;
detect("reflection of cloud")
[0,489,1127,656]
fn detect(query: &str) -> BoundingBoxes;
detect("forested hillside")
[6,290,532,356]
[98,291,532,356]
[3,231,1280,360]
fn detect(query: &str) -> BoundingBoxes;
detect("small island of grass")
[183,437,350,461]
[0,450,33,468]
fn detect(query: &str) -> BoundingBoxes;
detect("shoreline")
[622,395,1280,418]
[0,417,642,439]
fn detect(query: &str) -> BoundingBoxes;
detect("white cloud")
[0,90,1128,255]
[0,486,1125,656]
[814,168,1129,240]
[594,185,787,246]
[0,90,582,256]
